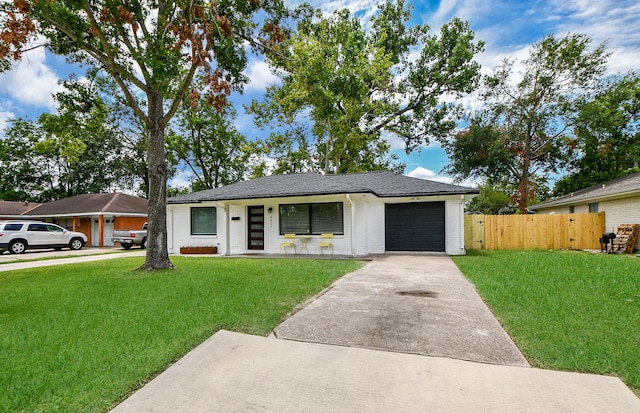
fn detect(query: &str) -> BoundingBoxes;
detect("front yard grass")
[0,256,363,412]
[452,250,640,395]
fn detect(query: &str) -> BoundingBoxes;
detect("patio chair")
[280,233,297,254]
[319,233,334,255]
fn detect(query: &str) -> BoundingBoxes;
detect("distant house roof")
[25,192,148,216]
[167,171,478,204]
[531,172,640,210]
[0,200,41,216]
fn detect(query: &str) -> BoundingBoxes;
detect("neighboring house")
[530,172,640,251]
[0,200,41,219]
[166,171,478,256]
[9,193,148,247]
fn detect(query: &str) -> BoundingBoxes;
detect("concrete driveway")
[111,254,640,413]
[275,254,528,366]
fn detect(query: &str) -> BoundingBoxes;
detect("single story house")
[166,171,479,256]
[10,193,148,247]
[530,172,640,250]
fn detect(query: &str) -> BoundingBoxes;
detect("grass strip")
[0,256,363,412]
[452,250,640,395]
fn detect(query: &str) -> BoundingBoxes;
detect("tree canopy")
[248,0,484,174]
[167,75,251,190]
[1,0,287,270]
[0,77,144,201]
[442,33,608,212]
[553,72,640,195]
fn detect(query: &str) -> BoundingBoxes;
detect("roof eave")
[531,188,640,209]
[167,188,479,204]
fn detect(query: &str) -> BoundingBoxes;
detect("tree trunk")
[517,145,532,214]
[140,90,174,270]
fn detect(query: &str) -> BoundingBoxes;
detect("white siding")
[167,193,470,256]
[166,202,222,254]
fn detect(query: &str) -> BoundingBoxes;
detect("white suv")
[0,221,88,254]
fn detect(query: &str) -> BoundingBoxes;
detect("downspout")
[460,195,466,253]
[346,194,356,257]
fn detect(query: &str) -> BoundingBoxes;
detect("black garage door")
[385,202,445,252]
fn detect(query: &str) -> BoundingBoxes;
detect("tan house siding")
[600,196,640,251]
[536,195,640,251]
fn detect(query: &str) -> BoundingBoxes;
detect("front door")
[248,206,264,250]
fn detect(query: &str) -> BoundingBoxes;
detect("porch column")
[346,194,356,257]
[73,216,78,232]
[98,215,104,247]
[223,203,230,256]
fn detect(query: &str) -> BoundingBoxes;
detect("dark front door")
[385,202,445,252]
[248,206,264,250]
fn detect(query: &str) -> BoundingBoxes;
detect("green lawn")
[452,250,640,395]
[0,257,363,412]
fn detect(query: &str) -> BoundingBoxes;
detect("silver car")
[0,220,88,254]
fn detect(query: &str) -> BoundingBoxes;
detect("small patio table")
[298,236,312,254]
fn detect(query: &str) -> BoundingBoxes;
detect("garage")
[385,202,445,252]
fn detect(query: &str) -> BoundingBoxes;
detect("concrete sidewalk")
[110,254,640,412]
[111,330,640,413]
[0,249,145,272]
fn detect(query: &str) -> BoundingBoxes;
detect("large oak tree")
[1,0,286,269]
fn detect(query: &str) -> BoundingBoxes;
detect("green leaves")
[443,33,608,212]
[249,1,483,174]
[554,72,640,195]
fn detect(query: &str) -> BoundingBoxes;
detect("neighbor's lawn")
[452,250,640,395]
[0,257,363,413]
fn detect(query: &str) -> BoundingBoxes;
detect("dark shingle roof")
[0,200,41,216]
[531,172,640,210]
[168,171,478,204]
[25,193,148,215]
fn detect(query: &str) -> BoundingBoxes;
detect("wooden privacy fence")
[464,212,605,251]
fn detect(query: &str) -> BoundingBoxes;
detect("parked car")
[0,220,87,254]
[111,222,147,250]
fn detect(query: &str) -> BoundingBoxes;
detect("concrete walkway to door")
[275,254,529,366]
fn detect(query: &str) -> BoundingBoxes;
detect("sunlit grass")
[452,250,640,395]
[0,256,363,412]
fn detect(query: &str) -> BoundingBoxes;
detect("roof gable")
[532,172,640,209]
[167,171,478,204]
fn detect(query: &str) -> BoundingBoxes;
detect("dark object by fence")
[600,233,616,253]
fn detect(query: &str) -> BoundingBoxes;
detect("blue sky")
[1,0,639,186]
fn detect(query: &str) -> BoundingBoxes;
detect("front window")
[588,203,598,213]
[279,202,343,235]
[191,207,217,235]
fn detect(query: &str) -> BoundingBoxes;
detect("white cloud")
[168,170,194,188]
[243,60,281,93]
[0,44,61,110]
[548,0,640,73]
[406,166,478,188]
[406,166,453,183]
